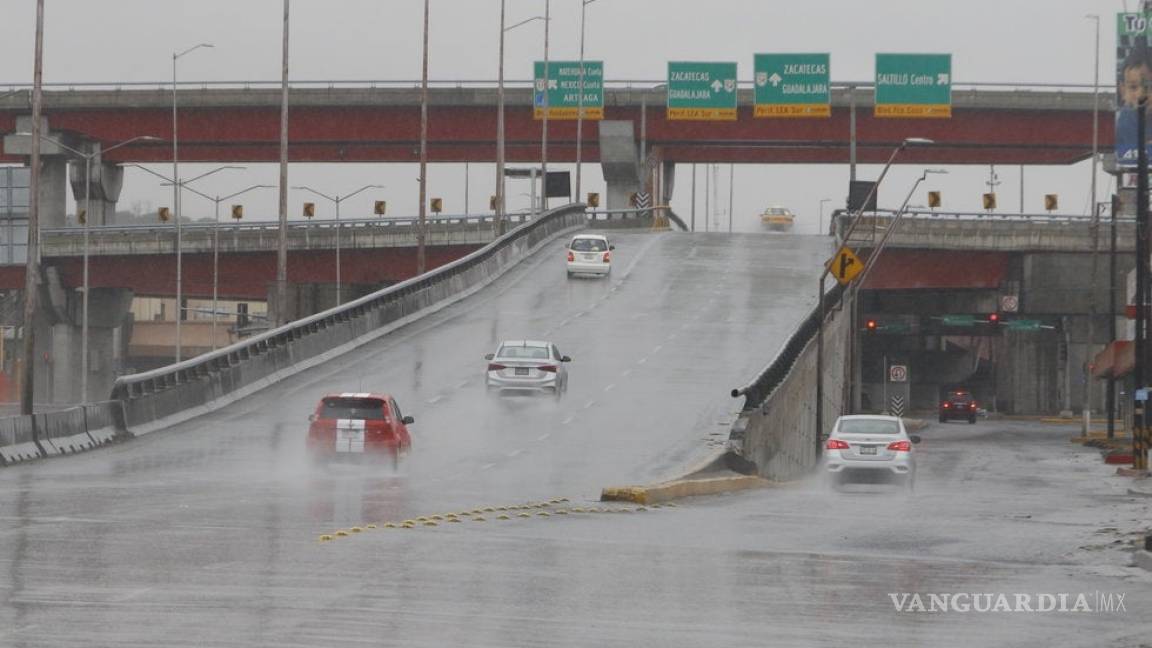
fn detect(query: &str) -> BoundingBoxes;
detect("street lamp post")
[1085,13,1101,433]
[172,42,214,363]
[575,0,598,201]
[418,0,430,274]
[497,7,546,236]
[540,0,551,215]
[293,185,384,306]
[818,198,832,236]
[180,184,274,349]
[815,137,933,458]
[126,163,242,359]
[23,133,160,401]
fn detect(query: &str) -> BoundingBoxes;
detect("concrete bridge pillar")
[1,116,70,228]
[69,158,124,226]
[597,120,641,214]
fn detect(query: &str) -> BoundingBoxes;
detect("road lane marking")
[456,380,470,389]
[653,345,663,353]
[583,400,596,409]
[427,395,444,404]
[621,369,632,377]
[507,449,523,458]
[562,416,575,425]
[604,384,616,392]
[637,357,648,364]
[537,433,551,440]
[482,463,496,470]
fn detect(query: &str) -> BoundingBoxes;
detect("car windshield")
[498,345,551,359]
[319,397,386,420]
[570,238,607,252]
[837,419,901,435]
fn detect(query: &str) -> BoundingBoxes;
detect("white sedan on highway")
[566,234,613,277]
[823,415,920,490]
[485,340,571,397]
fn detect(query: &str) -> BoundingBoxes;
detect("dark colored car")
[939,389,977,424]
[306,393,413,465]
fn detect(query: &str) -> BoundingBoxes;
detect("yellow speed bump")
[366,524,378,529]
[555,509,569,515]
[430,515,444,521]
[350,527,363,533]
[335,530,349,537]
[518,513,532,518]
[497,514,511,520]
[319,534,334,542]
[384,522,398,528]
[448,517,462,523]
[484,507,495,512]
[423,521,438,527]
[473,516,486,522]
[537,511,551,517]
[402,522,416,528]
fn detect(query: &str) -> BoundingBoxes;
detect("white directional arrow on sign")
[548,79,559,90]
[768,72,783,87]
[710,80,723,93]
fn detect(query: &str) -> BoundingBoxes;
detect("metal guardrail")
[833,208,1133,223]
[731,283,847,411]
[109,203,588,432]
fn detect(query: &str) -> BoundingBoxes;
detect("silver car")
[823,415,920,490]
[485,340,570,397]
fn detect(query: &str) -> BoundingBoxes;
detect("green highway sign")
[940,314,977,326]
[874,53,952,118]
[1005,320,1043,332]
[533,60,604,120]
[753,53,830,118]
[666,61,738,121]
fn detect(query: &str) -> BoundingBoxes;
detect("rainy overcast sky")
[0,0,1133,232]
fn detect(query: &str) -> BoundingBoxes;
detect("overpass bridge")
[0,81,1105,225]
[831,209,1130,416]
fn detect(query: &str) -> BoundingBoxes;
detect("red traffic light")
[988,313,1000,323]
[866,319,878,331]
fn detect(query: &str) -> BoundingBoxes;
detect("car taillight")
[487,363,506,371]
[825,439,850,450]
[887,440,911,452]
[942,402,950,409]
[567,251,574,262]
[539,365,558,373]
[969,402,977,409]
[602,251,611,262]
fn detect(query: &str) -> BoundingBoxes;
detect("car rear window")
[837,419,901,435]
[570,238,607,252]
[498,345,550,359]
[320,397,386,420]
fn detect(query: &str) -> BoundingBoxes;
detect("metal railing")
[833,208,1134,223]
[109,203,588,432]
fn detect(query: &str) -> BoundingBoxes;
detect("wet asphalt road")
[0,230,854,646]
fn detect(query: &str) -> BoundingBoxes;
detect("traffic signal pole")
[1134,98,1149,472]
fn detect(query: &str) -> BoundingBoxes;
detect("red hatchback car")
[306,393,413,464]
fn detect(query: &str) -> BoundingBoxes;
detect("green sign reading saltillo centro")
[666,61,738,121]
[753,53,830,118]
[874,53,952,118]
[533,60,604,120]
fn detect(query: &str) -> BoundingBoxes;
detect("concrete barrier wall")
[0,401,123,465]
[729,285,852,481]
[109,204,588,436]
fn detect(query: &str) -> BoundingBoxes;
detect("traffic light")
[77,208,87,225]
[1044,194,1058,212]
[374,200,387,216]
[865,319,878,332]
[158,207,171,222]
[987,313,1000,324]
[431,198,443,213]
[303,202,315,218]
[982,193,997,210]
[587,192,600,208]
[927,191,941,208]
[231,204,243,220]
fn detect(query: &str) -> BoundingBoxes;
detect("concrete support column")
[597,120,640,217]
[69,160,124,226]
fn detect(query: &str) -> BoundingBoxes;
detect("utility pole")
[1134,97,1149,472]
[417,0,429,274]
[276,0,291,326]
[1084,12,1101,435]
[21,0,45,418]
[1109,194,1119,440]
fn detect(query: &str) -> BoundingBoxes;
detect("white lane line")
[604,384,616,392]
[537,433,551,441]
[507,449,523,458]
[427,395,444,404]
[583,400,596,409]
[562,416,575,425]
[653,345,663,353]
[482,463,497,470]
[456,380,470,389]
[621,369,633,377]
[637,357,648,364]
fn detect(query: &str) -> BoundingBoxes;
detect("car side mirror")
[308,414,318,422]
[484,353,494,360]
[561,355,571,362]
[609,245,615,251]
[402,416,415,425]
[909,435,922,444]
